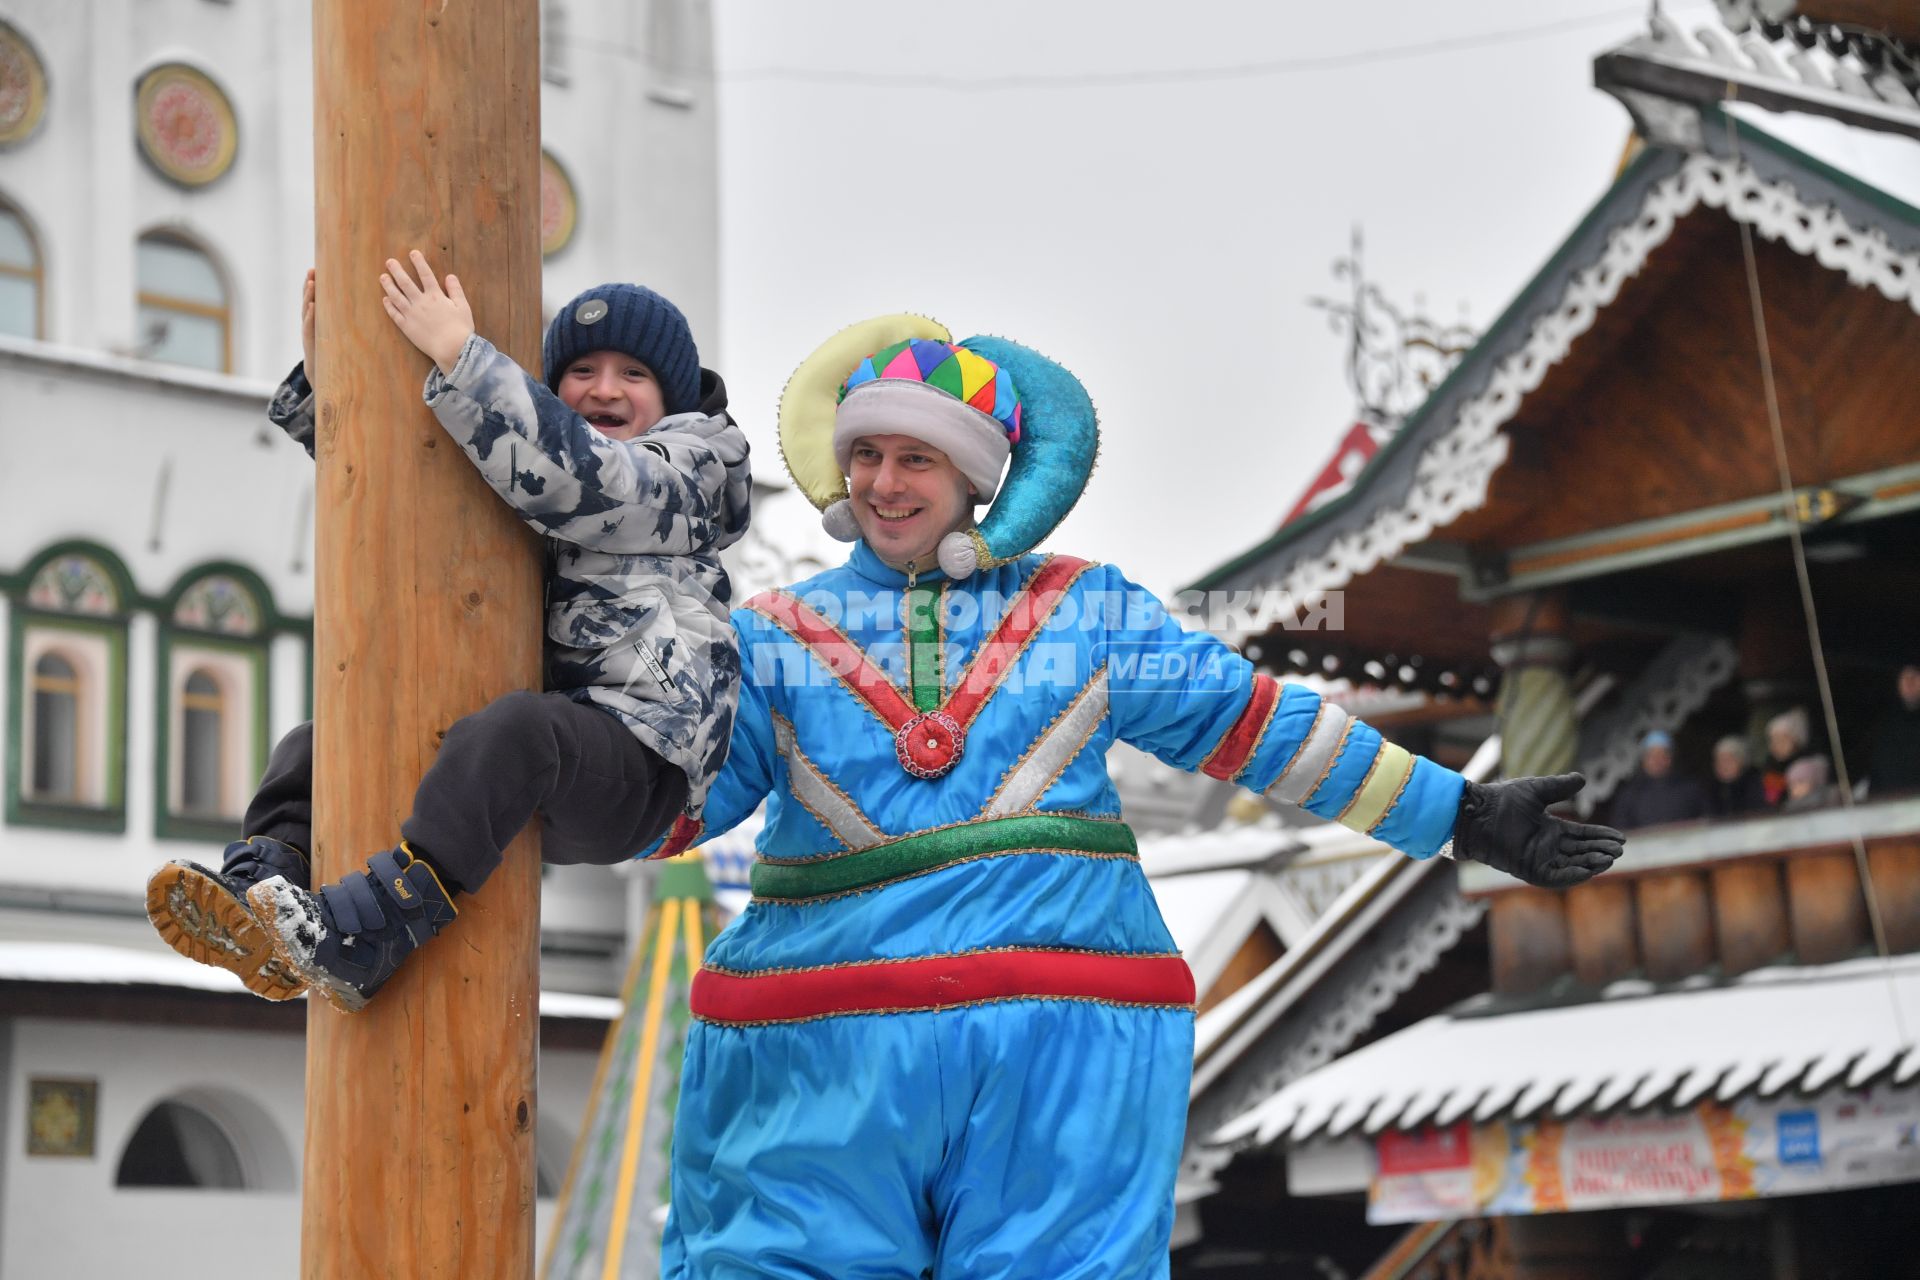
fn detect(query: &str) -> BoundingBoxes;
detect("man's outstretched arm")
[1100,566,1622,887]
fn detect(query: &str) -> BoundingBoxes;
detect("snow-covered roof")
[1145,864,1324,1001]
[1189,840,1427,1074]
[0,940,622,1021]
[1137,821,1300,878]
[1150,869,1256,954]
[1597,14,1920,153]
[1214,953,1920,1150]
[1728,102,1920,211]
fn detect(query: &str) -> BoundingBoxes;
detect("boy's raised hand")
[379,250,474,376]
[301,269,316,379]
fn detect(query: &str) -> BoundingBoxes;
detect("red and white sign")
[1368,1084,1920,1224]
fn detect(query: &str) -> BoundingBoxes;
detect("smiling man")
[845,434,974,565]
[647,316,1624,1279]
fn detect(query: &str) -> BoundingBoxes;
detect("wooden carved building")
[1176,9,1920,1278]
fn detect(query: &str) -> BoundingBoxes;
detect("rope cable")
[1721,100,1911,1046]
[556,6,1646,90]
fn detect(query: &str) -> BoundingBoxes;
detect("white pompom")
[937,531,980,579]
[821,498,861,542]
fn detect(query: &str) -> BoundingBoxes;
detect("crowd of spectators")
[1605,664,1920,831]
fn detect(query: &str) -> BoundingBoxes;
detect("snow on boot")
[146,836,312,1001]
[248,844,459,1014]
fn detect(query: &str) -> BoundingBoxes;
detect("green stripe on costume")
[906,584,943,713]
[752,814,1138,901]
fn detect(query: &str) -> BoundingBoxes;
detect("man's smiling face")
[556,350,668,441]
[846,434,975,571]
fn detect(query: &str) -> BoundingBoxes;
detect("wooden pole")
[308,2,543,1276]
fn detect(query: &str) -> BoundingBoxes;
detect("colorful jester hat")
[778,314,1100,579]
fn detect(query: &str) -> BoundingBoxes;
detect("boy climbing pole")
[147,256,752,1013]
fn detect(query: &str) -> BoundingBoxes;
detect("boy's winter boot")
[248,843,459,1014]
[145,836,312,1001]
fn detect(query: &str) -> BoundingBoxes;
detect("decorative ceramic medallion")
[0,21,48,146]
[541,149,577,257]
[28,1079,96,1157]
[136,63,237,187]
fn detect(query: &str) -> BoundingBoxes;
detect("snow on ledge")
[1214,952,1920,1150]
[0,940,622,1020]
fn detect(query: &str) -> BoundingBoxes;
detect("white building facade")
[0,1,718,1274]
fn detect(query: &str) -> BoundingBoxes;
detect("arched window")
[136,231,230,372]
[116,1101,245,1189]
[180,668,226,816]
[25,553,118,617]
[29,652,80,800]
[173,574,261,636]
[12,547,129,828]
[161,567,272,837]
[0,197,42,339]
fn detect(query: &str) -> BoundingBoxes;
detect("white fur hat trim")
[833,379,1009,502]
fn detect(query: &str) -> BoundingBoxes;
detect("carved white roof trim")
[1243,150,1920,605]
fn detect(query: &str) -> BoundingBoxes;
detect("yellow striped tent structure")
[541,854,720,1280]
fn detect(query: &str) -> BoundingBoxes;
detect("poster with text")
[1368,1084,1920,1223]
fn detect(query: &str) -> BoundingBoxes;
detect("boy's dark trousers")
[243,690,689,893]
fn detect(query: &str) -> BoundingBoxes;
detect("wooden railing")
[1458,797,1920,994]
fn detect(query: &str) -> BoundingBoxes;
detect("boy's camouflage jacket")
[269,335,752,817]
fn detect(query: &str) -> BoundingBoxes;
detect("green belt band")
[750,814,1139,902]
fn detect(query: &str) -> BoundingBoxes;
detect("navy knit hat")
[543,284,701,416]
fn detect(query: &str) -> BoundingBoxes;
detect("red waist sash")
[690,948,1195,1026]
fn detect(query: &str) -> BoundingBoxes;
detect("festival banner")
[1367,1083,1920,1223]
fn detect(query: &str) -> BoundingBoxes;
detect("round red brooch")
[895,711,965,779]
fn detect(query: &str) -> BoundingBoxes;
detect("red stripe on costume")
[1201,674,1281,781]
[649,814,704,860]
[746,556,1094,737]
[689,948,1195,1025]
[944,556,1092,729]
[746,591,919,729]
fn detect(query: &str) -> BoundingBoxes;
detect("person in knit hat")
[146,256,751,1014]
[647,316,1625,1277]
[542,280,705,418]
[1609,729,1711,830]
[1761,706,1815,808]
[1708,734,1768,817]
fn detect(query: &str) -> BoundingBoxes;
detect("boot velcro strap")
[324,873,388,936]
[226,836,306,882]
[228,848,269,881]
[367,850,455,945]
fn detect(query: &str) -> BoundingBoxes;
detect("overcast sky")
[708,0,1744,596]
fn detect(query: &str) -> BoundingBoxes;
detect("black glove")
[1451,772,1623,888]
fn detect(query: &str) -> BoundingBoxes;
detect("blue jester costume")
[648,317,1470,1279]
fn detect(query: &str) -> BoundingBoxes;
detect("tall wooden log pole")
[308,2,543,1275]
